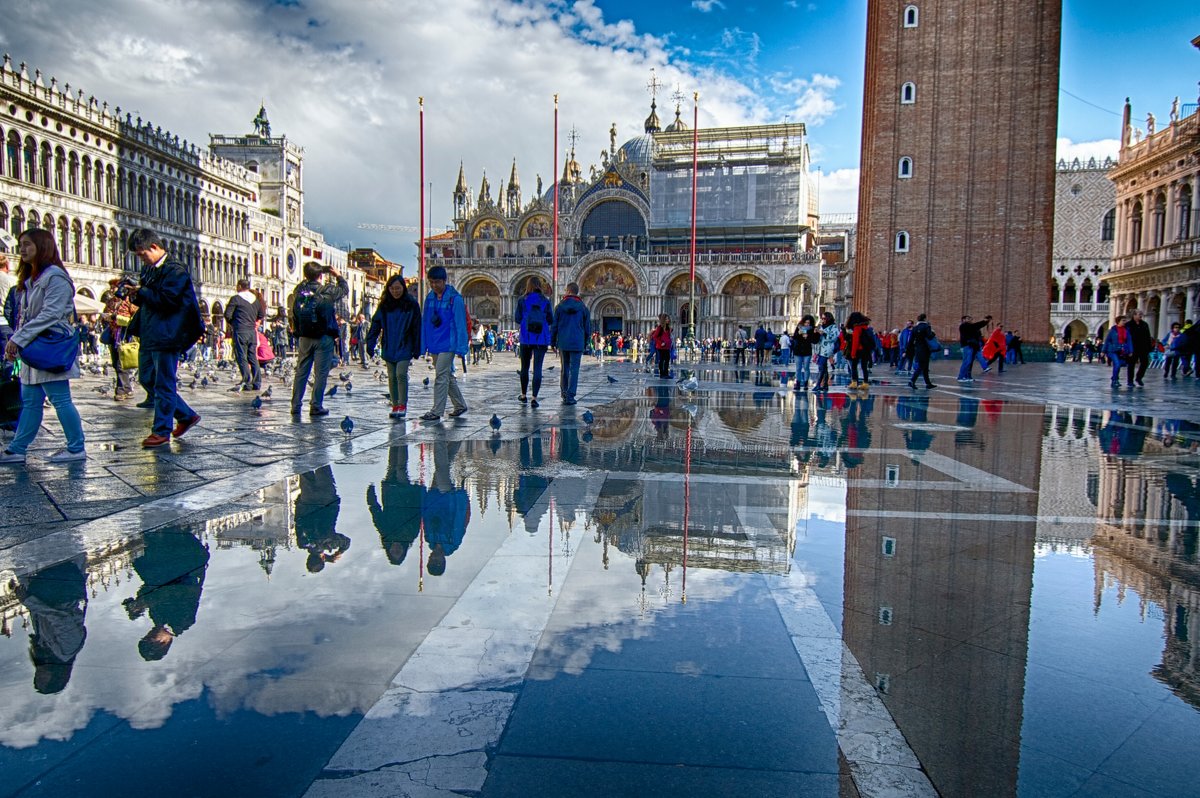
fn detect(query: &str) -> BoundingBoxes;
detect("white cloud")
[691,0,726,11]
[816,167,860,216]
[1056,137,1120,164]
[0,0,846,262]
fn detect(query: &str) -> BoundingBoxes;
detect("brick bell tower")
[854,1,1061,342]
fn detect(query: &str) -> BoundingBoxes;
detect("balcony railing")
[1112,238,1200,272]
[429,250,821,269]
[1052,301,1108,313]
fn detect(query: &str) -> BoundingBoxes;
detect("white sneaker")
[0,450,26,464]
[47,449,87,463]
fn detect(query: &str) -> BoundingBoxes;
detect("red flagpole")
[419,97,426,300]
[553,94,559,305]
[689,92,699,342]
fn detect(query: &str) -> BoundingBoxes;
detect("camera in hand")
[113,275,138,299]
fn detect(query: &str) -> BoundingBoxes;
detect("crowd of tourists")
[2,224,1199,466]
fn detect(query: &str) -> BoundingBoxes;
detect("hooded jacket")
[422,285,468,356]
[366,292,422,362]
[551,295,590,352]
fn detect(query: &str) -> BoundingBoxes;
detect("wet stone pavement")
[1,352,1199,797]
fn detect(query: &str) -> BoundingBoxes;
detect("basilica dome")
[616,134,657,172]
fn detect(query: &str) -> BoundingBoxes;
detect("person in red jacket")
[649,314,674,378]
[982,324,1008,373]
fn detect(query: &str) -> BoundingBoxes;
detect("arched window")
[1178,185,1193,240]
[81,156,91,199]
[52,146,64,191]
[0,203,7,234]
[485,244,496,258]
[104,165,115,205]
[11,206,24,237]
[137,176,147,215]
[67,151,79,195]
[1152,193,1166,247]
[158,183,167,221]
[24,136,38,183]
[895,231,910,253]
[27,210,40,231]
[57,216,69,259]
[1050,281,1060,303]
[1097,282,1110,303]
[1063,279,1077,304]
[1080,279,1094,304]
[903,5,919,27]
[84,223,95,265]
[1130,200,1143,253]
[147,179,157,218]
[97,225,107,268]
[897,156,913,178]
[5,131,19,180]
[1100,207,1115,241]
[900,82,916,104]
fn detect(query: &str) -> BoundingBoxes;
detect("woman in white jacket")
[1,229,86,464]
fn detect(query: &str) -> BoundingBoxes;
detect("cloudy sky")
[1,0,1196,263]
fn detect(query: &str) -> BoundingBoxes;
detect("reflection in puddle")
[1,393,1198,796]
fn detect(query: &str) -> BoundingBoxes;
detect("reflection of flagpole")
[419,97,426,303]
[552,94,560,307]
[548,496,555,597]
[688,91,699,345]
[682,424,691,604]
[418,442,426,592]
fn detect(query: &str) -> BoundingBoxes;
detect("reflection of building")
[855,1,1060,340]
[1052,159,1115,342]
[1091,426,1200,707]
[1105,82,1200,336]
[1035,405,1102,554]
[0,57,356,321]
[426,95,822,339]
[841,397,1042,796]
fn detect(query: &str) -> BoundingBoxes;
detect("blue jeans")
[560,350,582,401]
[957,344,986,379]
[149,349,197,436]
[794,355,811,386]
[292,336,335,412]
[9,379,85,454]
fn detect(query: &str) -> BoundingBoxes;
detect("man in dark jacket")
[956,314,991,382]
[123,527,210,662]
[551,282,591,405]
[223,279,265,392]
[127,228,204,448]
[289,261,348,417]
[1125,309,1153,387]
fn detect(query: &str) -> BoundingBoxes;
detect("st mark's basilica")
[424,98,823,339]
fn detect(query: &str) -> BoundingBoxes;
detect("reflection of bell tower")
[452,161,470,223]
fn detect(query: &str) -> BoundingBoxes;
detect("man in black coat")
[127,228,204,448]
[1126,309,1153,387]
[223,278,265,392]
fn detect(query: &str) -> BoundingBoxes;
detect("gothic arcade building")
[425,102,822,339]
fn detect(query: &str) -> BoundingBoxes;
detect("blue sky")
[1,0,1197,261]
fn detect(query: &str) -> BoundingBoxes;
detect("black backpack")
[525,297,547,334]
[293,284,326,338]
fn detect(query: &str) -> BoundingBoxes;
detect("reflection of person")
[897,395,933,451]
[421,440,469,575]
[650,385,671,439]
[124,528,210,661]
[126,228,205,448]
[12,557,88,694]
[513,433,548,535]
[367,446,425,565]
[839,394,874,469]
[295,465,348,573]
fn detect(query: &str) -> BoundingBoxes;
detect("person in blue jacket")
[551,281,591,405]
[422,440,469,576]
[1103,315,1134,387]
[419,265,469,422]
[366,274,421,419]
[514,276,552,408]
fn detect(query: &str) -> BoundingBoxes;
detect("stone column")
[1158,289,1173,335]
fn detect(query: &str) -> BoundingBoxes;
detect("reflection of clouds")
[533,565,740,677]
[807,480,847,522]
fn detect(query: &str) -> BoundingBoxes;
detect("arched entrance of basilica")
[595,298,627,335]
[579,260,638,335]
[720,273,770,339]
[461,277,501,327]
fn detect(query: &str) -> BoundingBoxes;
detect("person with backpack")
[514,276,551,408]
[288,261,348,417]
[365,274,421,419]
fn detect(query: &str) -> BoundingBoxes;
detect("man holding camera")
[126,229,205,448]
[289,261,347,417]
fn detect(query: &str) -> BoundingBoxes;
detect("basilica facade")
[425,102,822,340]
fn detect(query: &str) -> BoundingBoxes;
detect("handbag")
[927,334,941,351]
[118,339,140,370]
[20,325,80,373]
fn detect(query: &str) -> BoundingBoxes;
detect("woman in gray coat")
[1,229,86,464]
